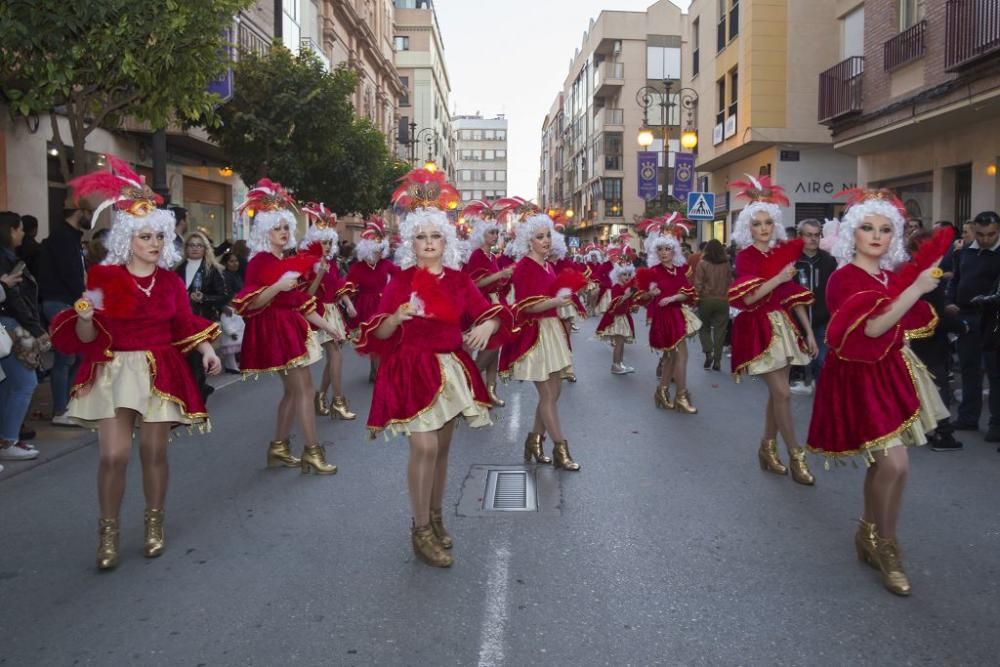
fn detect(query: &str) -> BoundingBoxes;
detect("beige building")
[683,0,857,241]
[819,0,1000,223]
[537,1,686,245]
[394,0,455,179]
[453,114,509,205]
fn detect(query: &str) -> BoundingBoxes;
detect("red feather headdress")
[461,199,505,221]
[731,174,790,207]
[392,167,460,213]
[68,155,163,222]
[302,202,337,229]
[495,197,539,223]
[237,178,297,218]
[836,187,908,221]
[361,216,386,241]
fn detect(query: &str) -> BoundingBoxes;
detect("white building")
[452,114,509,204]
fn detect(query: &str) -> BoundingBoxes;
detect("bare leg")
[138,421,172,510]
[868,447,909,538]
[407,431,438,526]
[289,367,321,444]
[762,368,800,450]
[659,351,675,389]
[671,340,689,393]
[532,374,566,441]
[96,410,137,518]
[430,419,457,511]
[476,348,499,386]
[324,341,345,397]
[612,336,624,365]
[275,373,296,440]
[319,343,333,397]
[862,465,878,524]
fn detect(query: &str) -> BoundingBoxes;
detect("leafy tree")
[209,46,403,216]
[0,0,251,182]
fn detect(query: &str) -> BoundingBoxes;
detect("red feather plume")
[262,249,324,285]
[634,267,657,292]
[85,265,139,319]
[550,268,588,296]
[760,239,805,280]
[836,187,908,221]
[731,174,790,207]
[412,268,460,324]
[892,226,954,296]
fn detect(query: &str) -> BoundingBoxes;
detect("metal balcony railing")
[946,0,1000,70]
[597,108,624,127]
[818,56,864,124]
[300,37,331,71]
[237,18,271,56]
[884,20,927,70]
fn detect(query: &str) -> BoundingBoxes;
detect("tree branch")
[49,111,71,185]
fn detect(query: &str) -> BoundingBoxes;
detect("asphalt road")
[2,316,998,666]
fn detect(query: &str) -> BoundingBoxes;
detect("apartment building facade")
[684,0,857,241]
[819,0,1000,224]
[453,115,509,205]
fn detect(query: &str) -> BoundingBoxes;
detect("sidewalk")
[0,371,244,483]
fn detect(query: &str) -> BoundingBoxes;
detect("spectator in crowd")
[175,230,228,401]
[687,241,706,278]
[907,230,967,451]
[220,251,243,295]
[693,239,731,371]
[85,228,110,267]
[680,242,692,261]
[0,212,44,461]
[170,206,188,255]
[947,210,1000,440]
[37,207,91,426]
[0,275,13,474]
[16,214,42,277]
[230,239,250,279]
[958,220,975,249]
[789,219,837,395]
[337,239,355,275]
[905,217,924,240]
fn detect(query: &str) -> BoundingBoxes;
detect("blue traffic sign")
[687,191,716,220]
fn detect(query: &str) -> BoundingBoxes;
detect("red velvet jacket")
[645,264,698,351]
[499,257,571,374]
[463,248,503,298]
[596,283,638,337]
[346,258,397,329]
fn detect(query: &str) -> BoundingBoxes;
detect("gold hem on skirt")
[511,318,573,382]
[385,353,492,436]
[745,311,810,376]
[315,305,348,346]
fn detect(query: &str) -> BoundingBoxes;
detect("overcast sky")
[434,0,691,199]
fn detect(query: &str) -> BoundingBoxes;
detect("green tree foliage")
[0,0,251,181]
[209,46,402,216]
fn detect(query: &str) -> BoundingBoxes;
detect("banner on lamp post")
[673,152,695,200]
[637,152,659,201]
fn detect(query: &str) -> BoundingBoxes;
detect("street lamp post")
[636,81,699,213]
[413,127,439,169]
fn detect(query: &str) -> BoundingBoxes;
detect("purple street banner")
[638,151,659,200]
[673,152,695,200]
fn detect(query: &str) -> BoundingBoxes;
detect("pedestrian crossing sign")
[687,192,716,220]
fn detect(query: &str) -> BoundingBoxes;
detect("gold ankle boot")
[330,396,357,420]
[757,439,788,475]
[552,440,581,471]
[875,536,912,596]
[674,389,698,414]
[654,385,674,410]
[143,509,165,558]
[412,522,453,567]
[788,447,815,485]
[267,439,300,468]
[854,519,879,569]
[96,517,120,571]
[429,508,453,549]
[314,391,330,416]
[487,382,506,408]
[301,444,337,475]
[523,432,552,464]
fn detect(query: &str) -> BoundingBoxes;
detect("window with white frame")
[899,0,925,30]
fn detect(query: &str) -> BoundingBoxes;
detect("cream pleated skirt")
[511,317,573,382]
[597,315,634,343]
[745,311,811,376]
[315,304,348,346]
[386,353,492,436]
[557,302,578,321]
[681,305,703,337]
[595,290,612,314]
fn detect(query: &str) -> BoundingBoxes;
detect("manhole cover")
[484,469,537,511]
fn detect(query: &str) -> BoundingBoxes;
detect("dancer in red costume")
[461,199,513,407]
[595,260,638,374]
[807,190,949,596]
[49,157,221,570]
[727,175,818,485]
[582,243,604,315]
[299,203,358,422]
[356,168,511,568]
[641,215,702,414]
[499,201,581,470]
[550,214,585,381]
[593,248,614,316]
[346,217,396,382]
[231,180,344,475]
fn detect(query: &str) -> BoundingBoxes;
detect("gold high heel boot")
[412,521,453,567]
[854,518,879,569]
[429,508,453,549]
[875,536,912,596]
[523,432,552,464]
[674,389,698,414]
[314,391,330,416]
[552,440,581,471]
[300,444,337,475]
[487,382,506,408]
[143,509,165,558]
[654,385,674,410]
[96,517,120,571]
[788,447,815,485]
[330,396,357,420]
[267,439,300,468]
[757,439,788,475]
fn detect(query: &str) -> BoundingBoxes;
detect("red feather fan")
[759,239,805,280]
[891,226,954,296]
[634,267,657,292]
[411,268,461,324]
[261,247,324,285]
[85,265,139,319]
[549,268,588,297]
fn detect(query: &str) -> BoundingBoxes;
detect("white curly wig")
[831,199,908,269]
[355,238,390,264]
[393,207,463,270]
[550,229,568,260]
[299,224,339,259]
[455,238,473,264]
[585,249,604,263]
[248,209,298,258]
[510,213,555,260]
[644,233,687,268]
[469,217,500,250]
[731,202,787,249]
[102,208,181,269]
[609,263,636,285]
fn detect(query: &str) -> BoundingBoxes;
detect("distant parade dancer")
[499,200,581,470]
[49,157,221,570]
[550,215,585,381]
[807,189,949,596]
[346,216,397,382]
[231,180,343,476]
[640,215,702,414]
[727,176,818,485]
[299,203,358,422]
[356,168,511,568]
[595,258,638,374]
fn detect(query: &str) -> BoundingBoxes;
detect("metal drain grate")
[483,470,537,512]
